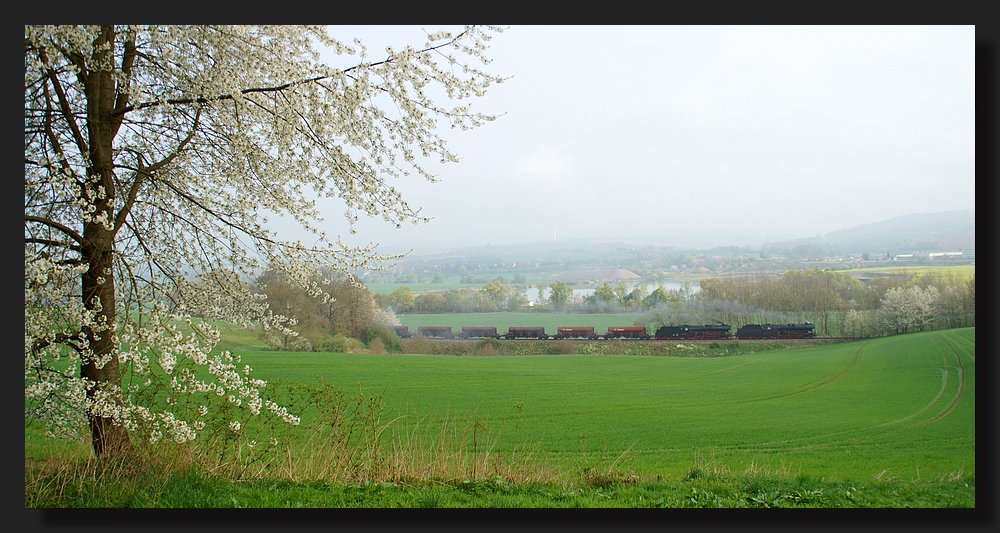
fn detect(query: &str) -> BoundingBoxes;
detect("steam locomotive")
[734,323,817,339]
[391,322,816,341]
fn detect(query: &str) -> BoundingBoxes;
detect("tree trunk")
[79,26,132,457]
[80,220,131,456]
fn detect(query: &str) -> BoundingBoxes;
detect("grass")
[25,327,976,508]
[24,466,976,508]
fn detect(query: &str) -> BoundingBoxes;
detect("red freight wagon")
[554,326,599,340]
[605,326,650,340]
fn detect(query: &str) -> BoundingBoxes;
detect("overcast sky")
[309,25,975,252]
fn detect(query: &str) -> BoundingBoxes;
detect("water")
[524,281,699,303]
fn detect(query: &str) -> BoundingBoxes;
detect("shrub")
[364,325,402,353]
[259,328,313,352]
[401,335,432,355]
[544,341,578,355]
[317,334,366,354]
[367,338,387,354]
[475,338,503,356]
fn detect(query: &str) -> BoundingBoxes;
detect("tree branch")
[113,106,202,234]
[25,215,84,245]
[112,30,474,116]
[40,46,89,158]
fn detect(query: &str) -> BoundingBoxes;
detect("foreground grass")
[231,329,974,481]
[26,329,975,509]
[25,457,975,508]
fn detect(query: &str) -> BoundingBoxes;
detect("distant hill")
[760,209,975,257]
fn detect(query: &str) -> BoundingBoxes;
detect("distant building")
[929,252,963,260]
[962,246,975,260]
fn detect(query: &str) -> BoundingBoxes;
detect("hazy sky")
[308,25,975,252]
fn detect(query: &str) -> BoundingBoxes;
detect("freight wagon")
[459,326,501,339]
[605,325,650,340]
[504,326,550,340]
[391,325,412,339]
[417,325,455,339]
[553,326,599,340]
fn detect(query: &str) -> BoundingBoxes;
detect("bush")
[364,325,402,353]
[259,328,313,352]
[475,338,501,356]
[544,341,578,355]
[367,338,387,354]
[317,334,366,354]
[401,335,432,354]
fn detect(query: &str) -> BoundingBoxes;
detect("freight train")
[391,323,816,341]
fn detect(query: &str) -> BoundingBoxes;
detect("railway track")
[414,336,852,343]
[395,323,839,343]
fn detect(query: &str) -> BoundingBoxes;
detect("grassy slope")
[235,328,975,482]
[25,327,976,508]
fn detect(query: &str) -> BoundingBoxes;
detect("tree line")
[696,268,974,337]
[254,266,400,353]
[375,268,974,339]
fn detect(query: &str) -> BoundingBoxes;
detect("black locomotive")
[735,323,816,339]
[654,324,732,340]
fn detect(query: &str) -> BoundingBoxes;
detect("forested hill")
[760,209,975,257]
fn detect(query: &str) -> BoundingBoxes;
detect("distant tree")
[255,267,322,350]
[504,291,528,311]
[613,283,629,306]
[385,286,415,313]
[842,309,877,338]
[877,285,938,335]
[548,281,572,311]
[481,279,517,311]
[624,284,648,310]
[593,282,615,304]
[313,271,384,341]
[678,281,695,301]
[414,292,448,313]
[535,282,549,306]
[645,285,677,308]
[443,287,476,313]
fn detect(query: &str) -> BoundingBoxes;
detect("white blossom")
[25,25,503,448]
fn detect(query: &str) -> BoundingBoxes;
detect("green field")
[235,328,975,483]
[840,264,975,280]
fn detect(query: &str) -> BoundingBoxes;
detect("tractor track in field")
[783,346,863,397]
[724,346,863,407]
[918,333,967,426]
[680,332,973,453]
